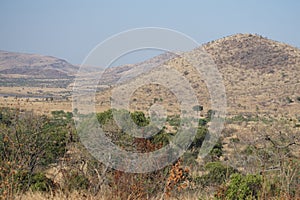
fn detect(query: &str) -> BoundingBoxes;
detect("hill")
[0,33,300,117]
[204,33,300,116]
[0,50,78,78]
[0,50,78,88]
[1,34,300,199]
[93,33,300,117]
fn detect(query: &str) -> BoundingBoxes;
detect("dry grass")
[1,34,300,118]
[14,190,210,200]
[15,190,108,200]
[0,96,72,115]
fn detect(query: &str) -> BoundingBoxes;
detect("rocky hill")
[94,33,300,117]
[205,33,299,70]
[203,33,300,116]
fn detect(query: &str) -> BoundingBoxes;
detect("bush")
[189,126,207,150]
[96,109,113,126]
[0,108,69,166]
[64,171,90,191]
[28,172,55,192]
[0,108,70,196]
[195,162,237,187]
[207,109,215,121]
[209,139,223,160]
[198,118,208,126]
[167,115,181,127]
[130,111,149,126]
[11,171,55,192]
[215,173,262,200]
[151,130,172,146]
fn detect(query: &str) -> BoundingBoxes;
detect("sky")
[0,0,299,65]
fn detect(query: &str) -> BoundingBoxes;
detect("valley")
[1,33,299,199]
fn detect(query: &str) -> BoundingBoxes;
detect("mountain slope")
[203,33,300,116]
[0,50,78,79]
[94,33,300,117]
[205,33,299,71]
[1,34,299,117]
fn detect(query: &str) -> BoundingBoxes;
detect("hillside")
[1,34,300,199]
[93,33,300,117]
[204,33,300,116]
[0,50,78,77]
[98,52,175,87]
[0,33,299,117]
[0,50,78,88]
[84,33,300,199]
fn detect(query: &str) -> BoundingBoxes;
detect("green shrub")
[167,115,181,127]
[0,108,68,167]
[97,109,150,128]
[195,162,237,186]
[30,172,55,192]
[130,111,149,126]
[64,171,90,191]
[215,173,262,200]
[198,118,208,126]
[242,145,255,155]
[96,109,113,125]
[209,140,223,160]
[230,137,240,143]
[14,171,55,192]
[189,126,207,150]
[151,130,172,146]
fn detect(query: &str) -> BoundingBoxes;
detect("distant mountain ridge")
[1,33,299,80]
[0,50,78,78]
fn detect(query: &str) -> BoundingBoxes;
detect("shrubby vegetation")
[0,77,73,88]
[0,108,72,198]
[215,173,262,200]
[0,107,299,199]
[194,162,238,187]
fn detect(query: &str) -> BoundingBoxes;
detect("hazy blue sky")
[0,0,299,64]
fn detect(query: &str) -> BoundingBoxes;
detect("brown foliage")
[163,159,190,199]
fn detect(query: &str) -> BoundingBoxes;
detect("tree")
[193,105,203,115]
